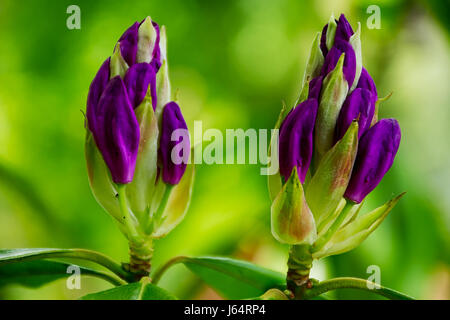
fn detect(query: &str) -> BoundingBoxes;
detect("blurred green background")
[0,0,448,299]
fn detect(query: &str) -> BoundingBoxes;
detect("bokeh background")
[0,0,448,299]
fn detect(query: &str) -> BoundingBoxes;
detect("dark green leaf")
[81,280,177,300]
[182,257,286,300]
[0,260,122,287]
[0,248,133,282]
[0,248,78,264]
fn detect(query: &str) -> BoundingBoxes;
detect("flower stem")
[286,244,313,292]
[152,255,188,284]
[312,202,353,253]
[154,185,174,224]
[301,277,415,300]
[126,237,154,278]
[116,184,140,242]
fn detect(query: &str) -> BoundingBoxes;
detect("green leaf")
[0,260,121,287]
[81,279,177,300]
[182,257,286,300]
[0,248,134,282]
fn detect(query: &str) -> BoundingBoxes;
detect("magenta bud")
[356,68,378,107]
[160,102,190,185]
[87,76,140,184]
[345,119,401,203]
[118,22,139,66]
[335,14,354,42]
[320,24,329,56]
[335,88,375,141]
[117,19,161,71]
[321,39,356,87]
[308,76,323,100]
[124,62,157,110]
[279,98,318,183]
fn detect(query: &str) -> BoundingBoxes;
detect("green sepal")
[155,26,171,120]
[349,22,362,92]
[371,92,393,126]
[314,53,349,160]
[313,193,405,259]
[302,32,324,86]
[137,17,158,64]
[317,198,346,236]
[326,14,337,51]
[151,160,195,238]
[110,43,129,78]
[271,167,317,245]
[267,102,286,202]
[125,96,159,224]
[306,121,358,226]
[85,131,122,223]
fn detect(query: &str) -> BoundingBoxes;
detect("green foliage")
[0,260,120,287]
[81,280,177,300]
[174,256,286,299]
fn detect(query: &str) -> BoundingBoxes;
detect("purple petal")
[124,63,157,110]
[344,119,401,203]
[320,24,329,56]
[87,58,110,134]
[308,76,323,100]
[278,98,318,183]
[91,76,140,184]
[118,22,139,66]
[335,14,354,42]
[160,102,190,185]
[150,21,162,72]
[321,39,356,87]
[357,68,378,107]
[335,88,375,141]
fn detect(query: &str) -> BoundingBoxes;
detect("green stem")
[302,277,414,300]
[251,289,289,300]
[155,185,174,222]
[286,244,313,291]
[116,184,140,241]
[312,202,353,253]
[152,255,188,284]
[87,270,126,286]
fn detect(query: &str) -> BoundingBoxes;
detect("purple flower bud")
[320,24,329,56]
[321,39,356,87]
[335,88,375,141]
[344,119,401,203]
[117,20,161,70]
[308,76,323,100]
[150,21,162,71]
[124,62,157,110]
[160,102,190,185]
[357,68,378,107]
[335,14,354,42]
[279,98,318,183]
[87,58,110,125]
[118,22,139,66]
[87,76,140,184]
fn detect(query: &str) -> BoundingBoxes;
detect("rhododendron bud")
[344,119,401,203]
[271,167,317,245]
[85,18,194,259]
[279,99,318,183]
[160,102,190,185]
[335,88,375,141]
